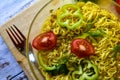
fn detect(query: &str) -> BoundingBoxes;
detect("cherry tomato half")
[71,38,95,58]
[115,0,120,14]
[32,31,57,50]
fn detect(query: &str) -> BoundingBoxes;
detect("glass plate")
[26,0,120,80]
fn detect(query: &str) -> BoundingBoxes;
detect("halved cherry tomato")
[32,31,57,50]
[115,0,120,14]
[71,38,95,58]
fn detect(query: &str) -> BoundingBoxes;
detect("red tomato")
[71,38,95,58]
[115,0,120,14]
[32,31,57,50]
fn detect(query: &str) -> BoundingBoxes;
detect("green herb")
[38,53,69,76]
[76,33,89,39]
[85,21,92,32]
[113,44,120,58]
[88,29,105,37]
[58,55,69,64]
[76,29,105,39]
[50,9,54,13]
[46,64,69,76]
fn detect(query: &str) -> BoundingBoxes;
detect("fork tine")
[6,29,18,47]
[11,26,23,42]
[6,25,26,48]
[13,24,26,40]
[9,27,21,43]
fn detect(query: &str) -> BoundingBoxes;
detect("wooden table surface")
[0,0,51,79]
[0,0,119,80]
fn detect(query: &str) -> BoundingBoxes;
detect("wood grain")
[0,0,51,79]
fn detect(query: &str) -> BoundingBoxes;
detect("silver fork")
[6,24,40,80]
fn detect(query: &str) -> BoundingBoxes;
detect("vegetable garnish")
[57,4,83,30]
[32,31,57,50]
[72,60,99,80]
[87,29,105,37]
[113,44,120,58]
[85,21,92,32]
[71,38,95,58]
[38,52,69,76]
[46,64,69,76]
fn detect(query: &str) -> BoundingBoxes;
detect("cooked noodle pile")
[37,2,120,80]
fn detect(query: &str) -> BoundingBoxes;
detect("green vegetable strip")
[38,52,56,70]
[38,52,69,76]
[88,29,105,37]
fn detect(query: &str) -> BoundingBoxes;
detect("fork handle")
[19,58,36,80]
[19,58,44,80]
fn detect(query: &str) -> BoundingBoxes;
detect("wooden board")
[0,0,119,79]
[0,0,52,80]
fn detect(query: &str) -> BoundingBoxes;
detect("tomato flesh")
[71,38,95,58]
[32,31,57,50]
[115,0,120,14]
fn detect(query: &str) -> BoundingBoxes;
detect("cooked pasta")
[36,2,120,80]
